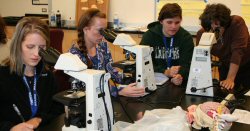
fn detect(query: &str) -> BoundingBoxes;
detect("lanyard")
[23,68,38,118]
[163,37,174,69]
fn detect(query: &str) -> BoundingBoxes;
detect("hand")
[10,123,34,131]
[118,83,145,97]
[171,74,183,86]
[25,117,42,129]
[136,111,144,120]
[164,66,181,77]
[220,79,235,90]
[186,105,197,124]
[215,114,237,130]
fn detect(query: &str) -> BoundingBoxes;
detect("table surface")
[40,82,250,131]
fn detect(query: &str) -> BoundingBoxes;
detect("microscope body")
[54,53,113,131]
[112,33,157,92]
[186,33,217,97]
[122,45,156,91]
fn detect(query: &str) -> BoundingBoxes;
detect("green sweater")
[140,21,194,82]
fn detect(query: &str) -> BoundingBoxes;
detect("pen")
[13,104,25,122]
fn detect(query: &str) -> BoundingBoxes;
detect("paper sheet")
[232,109,250,125]
[244,90,250,96]
[154,72,169,85]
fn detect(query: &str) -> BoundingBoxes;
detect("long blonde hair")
[9,17,50,75]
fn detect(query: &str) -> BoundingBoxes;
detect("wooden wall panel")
[76,0,109,25]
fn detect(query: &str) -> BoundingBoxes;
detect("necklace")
[25,76,34,85]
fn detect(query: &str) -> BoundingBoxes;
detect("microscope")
[186,32,218,97]
[100,29,157,92]
[53,53,113,131]
[39,48,114,131]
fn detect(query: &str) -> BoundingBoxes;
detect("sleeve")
[99,43,124,97]
[103,43,123,84]
[0,121,16,131]
[69,47,87,64]
[38,72,64,126]
[0,70,16,131]
[229,17,249,65]
[110,84,125,97]
[0,100,16,131]
[179,32,194,81]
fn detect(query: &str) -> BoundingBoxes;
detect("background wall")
[0,0,48,16]
[1,0,249,32]
[0,0,154,26]
[155,0,243,32]
[51,0,76,22]
[109,0,155,27]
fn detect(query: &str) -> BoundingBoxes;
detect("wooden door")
[76,0,109,25]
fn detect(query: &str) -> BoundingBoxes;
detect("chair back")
[50,29,64,53]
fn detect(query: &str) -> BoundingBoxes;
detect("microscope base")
[62,125,86,131]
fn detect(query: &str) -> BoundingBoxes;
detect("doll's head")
[186,102,237,131]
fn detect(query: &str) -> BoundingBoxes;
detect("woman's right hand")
[171,74,183,86]
[10,123,34,131]
[25,117,42,129]
[118,83,145,97]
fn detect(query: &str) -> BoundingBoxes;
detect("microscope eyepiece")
[99,29,117,43]
[39,47,61,66]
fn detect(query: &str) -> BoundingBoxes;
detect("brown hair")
[77,8,106,68]
[0,15,7,44]
[199,3,231,31]
[8,17,50,75]
[158,3,182,21]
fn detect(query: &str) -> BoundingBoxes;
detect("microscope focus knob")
[191,87,197,92]
[87,120,92,124]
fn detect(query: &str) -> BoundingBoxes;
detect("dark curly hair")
[77,8,106,68]
[199,3,231,31]
[0,15,7,44]
[158,3,182,21]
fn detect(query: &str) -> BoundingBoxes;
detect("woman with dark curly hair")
[69,8,145,97]
[196,3,250,93]
[0,15,10,65]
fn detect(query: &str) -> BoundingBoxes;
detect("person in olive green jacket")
[140,3,194,86]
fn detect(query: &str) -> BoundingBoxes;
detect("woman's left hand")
[25,117,42,129]
[220,79,235,90]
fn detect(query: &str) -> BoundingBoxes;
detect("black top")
[0,62,64,131]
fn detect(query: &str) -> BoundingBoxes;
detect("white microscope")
[54,53,114,131]
[186,33,217,97]
[100,29,157,92]
[38,47,114,130]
